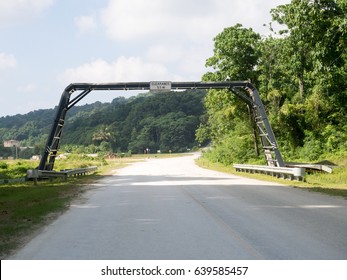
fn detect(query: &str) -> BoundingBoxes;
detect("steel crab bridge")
[37,81,285,173]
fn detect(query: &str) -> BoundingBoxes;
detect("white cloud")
[0,0,54,27]
[100,0,217,42]
[75,16,97,33]
[96,0,291,81]
[145,44,212,79]
[59,56,182,84]
[146,45,185,64]
[0,53,17,70]
[99,0,291,42]
[17,83,37,93]
[100,0,168,41]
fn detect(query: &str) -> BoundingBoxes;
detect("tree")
[198,24,262,161]
[203,24,261,82]
[269,0,347,156]
[201,1,347,162]
[271,0,346,102]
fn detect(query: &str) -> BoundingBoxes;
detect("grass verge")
[0,180,86,258]
[196,157,347,199]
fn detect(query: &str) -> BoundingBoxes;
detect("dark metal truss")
[38,81,284,170]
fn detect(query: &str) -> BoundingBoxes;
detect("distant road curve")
[10,153,347,259]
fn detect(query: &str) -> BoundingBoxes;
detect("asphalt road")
[10,154,347,259]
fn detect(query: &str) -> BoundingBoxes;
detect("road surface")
[9,154,347,259]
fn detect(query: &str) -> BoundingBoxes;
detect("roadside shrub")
[203,130,257,165]
[0,162,8,170]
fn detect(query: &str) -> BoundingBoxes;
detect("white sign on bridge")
[150,81,172,92]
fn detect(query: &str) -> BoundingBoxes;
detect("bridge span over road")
[10,154,347,259]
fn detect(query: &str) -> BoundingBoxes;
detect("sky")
[0,0,290,117]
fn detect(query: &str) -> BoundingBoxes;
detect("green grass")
[304,166,347,189]
[196,156,347,198]
[0,160,37,179]
[0,180,84,258]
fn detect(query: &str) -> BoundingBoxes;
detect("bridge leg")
[38,90,70,171]
[246,85,285,167]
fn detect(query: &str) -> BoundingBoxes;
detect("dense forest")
[0,90,206,158]
[197,0,347,164]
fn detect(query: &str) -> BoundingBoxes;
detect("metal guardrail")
[285,162,333,173]
[233,164,305,181]
[27,166,98,183]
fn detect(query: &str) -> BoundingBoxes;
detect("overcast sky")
[0,0,290,117]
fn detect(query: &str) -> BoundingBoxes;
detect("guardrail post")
[293,167,305,181]
[27,169,39,185]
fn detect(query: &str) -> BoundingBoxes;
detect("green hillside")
[0,90,206,158]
